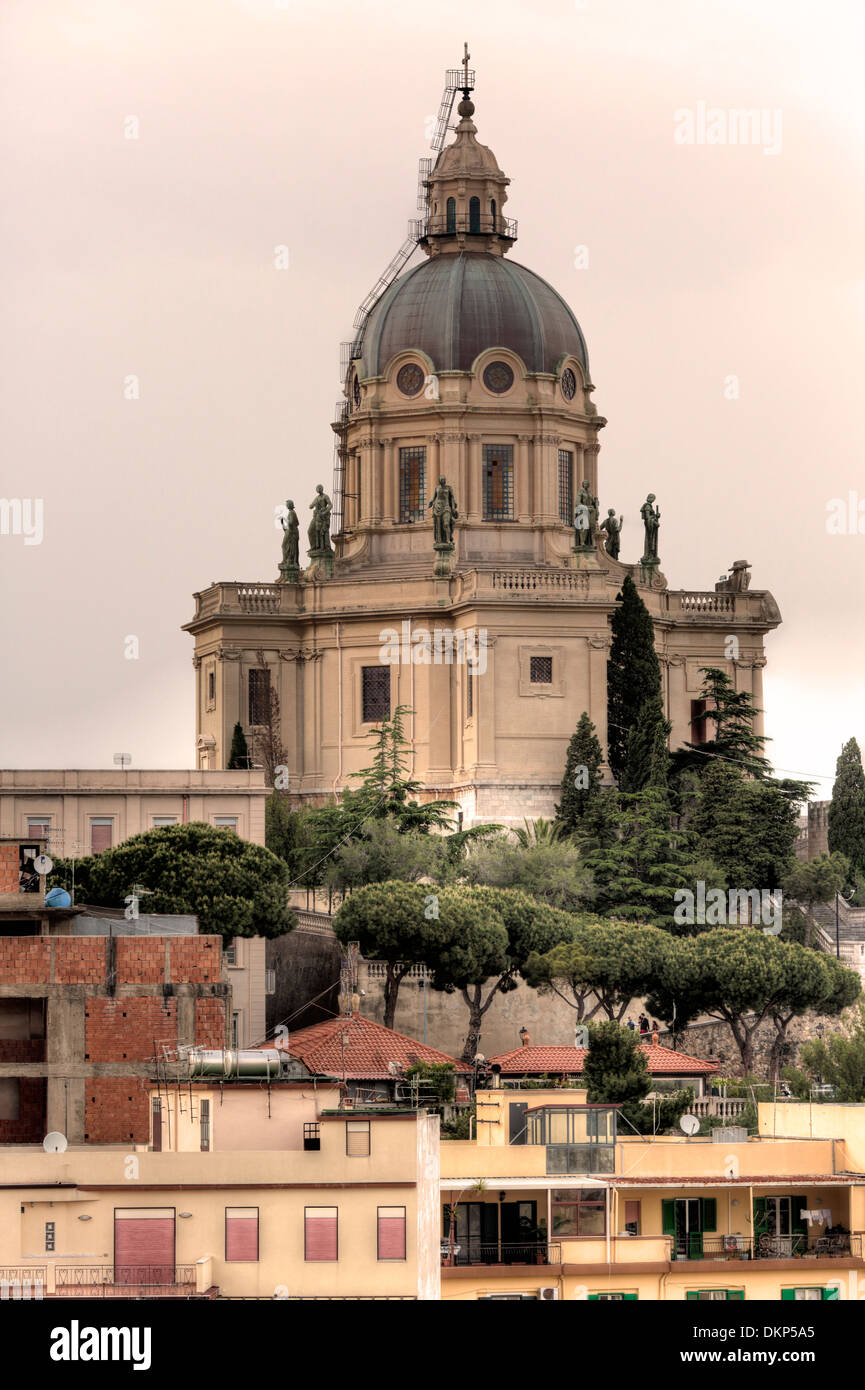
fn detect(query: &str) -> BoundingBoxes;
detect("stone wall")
[658,1008,855,1078]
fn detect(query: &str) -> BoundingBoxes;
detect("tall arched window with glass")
[399,446,426,523]
[469,196,481,233]
[558,449,574,525]
[446,198,456,233]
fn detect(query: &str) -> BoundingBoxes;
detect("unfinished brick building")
[0,837,229,1145]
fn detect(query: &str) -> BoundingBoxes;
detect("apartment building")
[439,1087,865,1301]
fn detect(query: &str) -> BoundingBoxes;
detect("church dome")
[360,252,589,378]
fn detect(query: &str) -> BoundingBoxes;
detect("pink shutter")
[377,1209,406,1261]
[114,1209,175,1284]
[225,1208,259,1261]
[305,1209,338,1261]
[90,823,113,854]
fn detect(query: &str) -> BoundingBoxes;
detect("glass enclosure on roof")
[525,1105,617,1175]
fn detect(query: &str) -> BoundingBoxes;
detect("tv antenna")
[113,753,132,769]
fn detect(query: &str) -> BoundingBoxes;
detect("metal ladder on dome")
[331,51,476,536]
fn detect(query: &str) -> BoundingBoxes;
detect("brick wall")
[0,1039,45,1063]
[195,997,228,1047]
[54,939,106,984]
[0,934,222,985]
[85,998,178,1063]
[84,1077,150,1143]
[0,844,19,893]
[168,937,220,982]
[115,937,165,984]
[0,939,50,984]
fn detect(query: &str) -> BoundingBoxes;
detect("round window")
[561,368,577,401]
[483,361,515,394]
[396,363,425,396]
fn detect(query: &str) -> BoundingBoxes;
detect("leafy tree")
[512,818,566,847]
[675,666,773,780]
[460,833,591,912]
[49,822,294,940]
[581,786,706,929]
[332,882,435,1029]
[524,920,673,1022]
[422,888,510,1064]
[767,949,860,1079]
[348,705,458,832]
[648,929,860,1075]
[607,575,662,785]
[555,713,604,834]
[796,1002,865,1101]
[622,692,671,794]
[690,762,801,893]
[782,852,850,949]
[324,816,447,894]
[227,722,251,770]
[828,739,865,876]
[402,1061,456,1107]
[582,1020,692,1134]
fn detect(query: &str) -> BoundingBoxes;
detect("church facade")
[185,71,780,827]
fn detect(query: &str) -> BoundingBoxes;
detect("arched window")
[469,196,480,233]
[490,199,497,229]
[446,197,456,233]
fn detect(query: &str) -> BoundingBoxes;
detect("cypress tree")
[828,738,865,876]
[227,721,250,769]
[622,692,671,793]
[555,712,604,833]
[607,575,661,785]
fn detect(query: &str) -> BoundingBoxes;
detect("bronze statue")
[281,500,299,569]
[428,475,458,548]
[574,480,599,549]
[640,493,660,563]
[308,484,333,554]
[600,508,623,560]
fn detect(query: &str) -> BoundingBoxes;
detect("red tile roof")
[488,1043,720,1077]
[259,1013,465,1080]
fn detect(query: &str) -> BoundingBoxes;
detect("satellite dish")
[679,1113,700,1137]
[43,1132,68,1153]
[34,854,53,876]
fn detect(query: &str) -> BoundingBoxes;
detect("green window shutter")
[701,1198,717,1231]
[686,1291,699,1301]
[792,1198,809,1237]
[623,1293,638,1301]
[781,1288,795,1301]
[727,1290,745,1300]
[752,1198,769,1236]
[662,1200,676,1236]
[588,1294,599,1301]
[823,1286,840,1301]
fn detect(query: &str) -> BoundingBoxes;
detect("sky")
[2,0,864,797]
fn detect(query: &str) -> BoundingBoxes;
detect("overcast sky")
[2,0,864,796]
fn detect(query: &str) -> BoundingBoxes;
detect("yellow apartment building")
[439,1089,865,1302]
[0,1090,440,1301]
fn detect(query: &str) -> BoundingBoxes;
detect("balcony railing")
[55,1265,197,1296]
[410,214,518,241]
[671,1234,862,1262]
[441,1241,562,1268]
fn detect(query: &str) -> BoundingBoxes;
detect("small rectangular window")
[467,669,474,719]
[45,1221,55,1252]
[224,941,238,966]
[361,666,390,723]
[346,1119,370,1157]
[399,446,426,523]
[152,1098,162,1152]
[530,656,553,684]
[303,1122,321,1151]
[483,445,514,520]
[27,818,50,842]
[208,671,215,702]
[214,816,238,831]
[558,449,573,525]
[305,1206,338,1261]
[248,668,270,726]
[90,818,113,854]
[377,1206,406,1261]
[200,1099,210,1152]
[225,1206,259,1262]
[231,1012,240,1047]
[152,815,178,828]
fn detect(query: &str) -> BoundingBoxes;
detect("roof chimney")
[519,1026,530,1048]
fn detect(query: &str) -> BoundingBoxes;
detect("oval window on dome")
[561,368,577,401]
[396,363,424,397]
[482,361,515,394]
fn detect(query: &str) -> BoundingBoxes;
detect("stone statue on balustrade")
[600,508,623,560]
[640,493,661,565]
[278,500,300,583]
[573,480,599,551]
[306,484,334,578]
